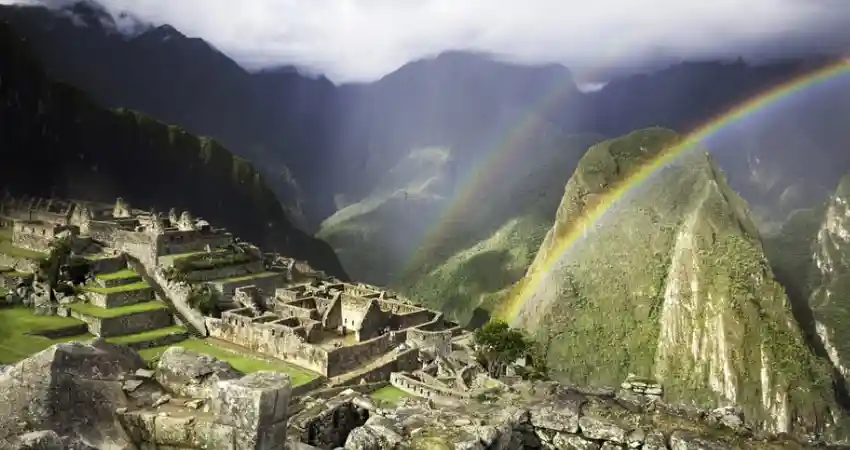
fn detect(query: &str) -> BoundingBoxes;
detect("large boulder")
[0,340,146,449]
[155,346,242,398]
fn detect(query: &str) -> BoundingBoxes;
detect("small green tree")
[187,284,220,317]
[473,320,532,378]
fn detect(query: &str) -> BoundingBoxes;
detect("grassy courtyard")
[0,240,46,260]
[370,385,411,405]
[138,338,319,386]
[0,307,92,364]
[66,300,168,318]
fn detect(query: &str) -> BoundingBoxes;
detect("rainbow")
[401,80,579,273]
[495,58,850,322]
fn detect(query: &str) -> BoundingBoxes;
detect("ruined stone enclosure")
[206,281,465,379]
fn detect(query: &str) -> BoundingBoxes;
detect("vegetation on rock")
[506,127,847,437]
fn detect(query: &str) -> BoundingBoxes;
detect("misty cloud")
[5,0,850,82]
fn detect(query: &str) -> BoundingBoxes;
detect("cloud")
[7,0,850,82]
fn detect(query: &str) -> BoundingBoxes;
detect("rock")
[601,442,625,450]
[627,429,646,448]
[578,415,628,443]
[669,431,731,450]
[122,379,143,392]
[8,430,62,450]
[134,368,155,379]
[528,395,584,433]
[0,341,144,448]
[152,394,171,408]
[155,346,241,398]
[643,430,669,450]
[553,433,600,450]
[184,399,205,410]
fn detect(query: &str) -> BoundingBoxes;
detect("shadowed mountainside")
[0,21,347,279]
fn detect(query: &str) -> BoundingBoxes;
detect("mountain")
[0,21,347,279]
[0,1,337,227]
[503,128,847,437]
[8,2,845,224]
[806,176,850,389]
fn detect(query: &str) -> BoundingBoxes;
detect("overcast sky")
[6,0,850,82]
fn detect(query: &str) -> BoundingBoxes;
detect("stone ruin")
[112,197,131,218]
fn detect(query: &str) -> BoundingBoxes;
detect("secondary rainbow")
[402,80,579,273]
[497,58,850,322]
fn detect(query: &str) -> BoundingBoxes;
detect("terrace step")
[64,300,174,338]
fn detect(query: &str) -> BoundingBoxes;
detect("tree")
[473,320,532,378]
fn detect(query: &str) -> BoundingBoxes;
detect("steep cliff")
[508,128,845,437]
[0,22,347,279]
[808,175,850,388]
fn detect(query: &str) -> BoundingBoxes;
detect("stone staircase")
[126,256,206,339]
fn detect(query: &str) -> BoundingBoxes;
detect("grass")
[106,325,186,345]
[0,307,93,364]
[95,269,138,281]
[67,300,168,318]
[0,240,46,259]
[214,272,280,283]
[0,271,32,277]
[85,280,149,294]
[138,338,318,386]
[0,228,11,240]
[370,385,411,405]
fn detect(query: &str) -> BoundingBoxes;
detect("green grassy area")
[107,325,186,345]
[215,272,280,283]
[0,240,46,259]
[85,280,149,294]
[0,307,93,364]
[370,385,411,405]
[67,300,168,318]
[0,270,33,277]
[0,287,7,297]
[95,268,138,281]
[0,228,11,240]
[138,338,318,386]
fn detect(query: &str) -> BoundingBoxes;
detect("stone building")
[205,280,463,378]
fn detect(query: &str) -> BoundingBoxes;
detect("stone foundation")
[70,307,173,338]
[86,286,155,308]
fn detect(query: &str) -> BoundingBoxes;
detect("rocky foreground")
[0,341,846,450]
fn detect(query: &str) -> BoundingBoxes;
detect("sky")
[5,0,850,83]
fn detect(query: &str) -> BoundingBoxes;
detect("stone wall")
[111,230,158,267]
[86,221,119,242]
[85,255,126,275]
[393,309,436,330]
[335,348,420,387]
[156,231,232,256]
[70,308,173,338]
[206,314,329,375]
[407,327,453,355]
[85,286,155,308]
[131,258,208,336]
[183,260,265,282]
[325,331,407,378]
[355,300,387,341]
[390,372,471,400]
[0,255,37,273]
[0,272,33,289]
[121,371,290,450]
[95,274,141,289]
